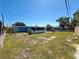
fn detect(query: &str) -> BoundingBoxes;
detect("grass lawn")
[0,32,77,59]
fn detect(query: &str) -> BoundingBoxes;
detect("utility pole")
[1,13,4,33]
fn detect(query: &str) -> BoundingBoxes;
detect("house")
[12,26,30,32]
[12,26,46,33]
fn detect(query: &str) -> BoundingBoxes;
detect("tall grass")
[0,32,76,59]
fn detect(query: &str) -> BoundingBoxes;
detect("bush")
[6,28,13,34]
[28,30,32,35]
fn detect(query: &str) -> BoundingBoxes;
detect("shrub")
[28,30,32,35]
[6,28,13,34]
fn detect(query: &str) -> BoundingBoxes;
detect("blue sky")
[0,0,79,26]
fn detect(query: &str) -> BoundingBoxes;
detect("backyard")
[0,32,78,59]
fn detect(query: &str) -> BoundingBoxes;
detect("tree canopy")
[56,10,79,28]
[71,10,79,27]
[12,22,26,26]
[56,17,69,28]
[46,24,53,31]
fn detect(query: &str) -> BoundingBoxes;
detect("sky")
[0,0,79,26]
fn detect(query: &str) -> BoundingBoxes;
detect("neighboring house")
[12,26,30,32]
[12,26,46,33]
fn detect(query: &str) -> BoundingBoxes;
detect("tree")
[46,24,53,31]
[12,22,26,26]
[56,17,69,28]
[72,10,79,26]
[70,18,79,28]
[69,10,79,28]
[74,10,79,21]
[0,21,2,35]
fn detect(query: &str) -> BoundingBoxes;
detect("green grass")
[0,32,76,59]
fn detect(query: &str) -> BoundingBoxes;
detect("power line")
[65,0,70,19]
[1,0,10,26]
[67,0,70,14]
[1,0,10,33]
